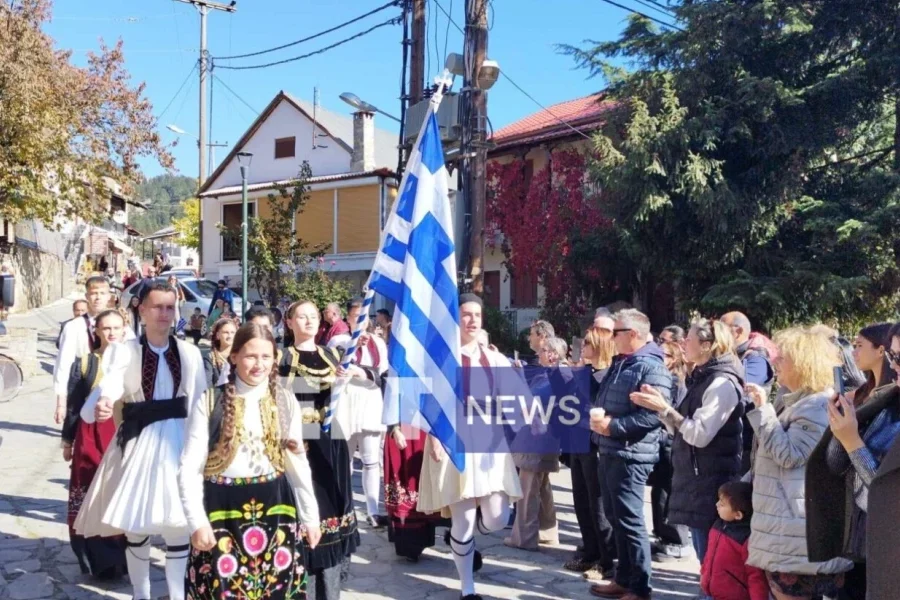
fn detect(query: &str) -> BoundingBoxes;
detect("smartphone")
[832,366,845,415]
[833,366,845,396]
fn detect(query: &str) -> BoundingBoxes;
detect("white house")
[198,91,400,300]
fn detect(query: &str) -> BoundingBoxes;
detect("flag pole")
[322,70,454,434]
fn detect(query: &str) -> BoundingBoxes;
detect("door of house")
[483,271,500,309]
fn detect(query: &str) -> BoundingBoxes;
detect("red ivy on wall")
[486,148,610,334]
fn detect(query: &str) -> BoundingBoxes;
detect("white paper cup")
[590,407,606,420]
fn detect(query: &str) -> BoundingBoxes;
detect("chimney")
[351,111,376,172]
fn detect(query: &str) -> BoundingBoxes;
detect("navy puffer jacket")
[592,343,672,464]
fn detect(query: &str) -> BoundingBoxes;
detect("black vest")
[668,354,744,530]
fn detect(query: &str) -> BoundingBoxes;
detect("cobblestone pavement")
[0,298,701,599]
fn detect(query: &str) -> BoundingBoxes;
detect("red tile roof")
[490,92,614,151]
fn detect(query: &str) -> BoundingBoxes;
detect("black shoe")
[367,514,388,528]
[461,595,483,600]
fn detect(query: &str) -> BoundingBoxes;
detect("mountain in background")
[130,174,197,236]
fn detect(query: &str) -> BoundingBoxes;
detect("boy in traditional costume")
[75,282,207,600]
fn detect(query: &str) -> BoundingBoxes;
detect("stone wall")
[0,326,39,378]
[5,245,77,315]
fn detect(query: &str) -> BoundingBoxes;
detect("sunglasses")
[613,328,632,335]
[888,349,900,365]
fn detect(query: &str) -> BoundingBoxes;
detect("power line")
[431,0,593,140]
[442,0,454,61]
[157,64,198,121]
[630,0,676,18]
[598,0,684,31]
[211,74,258,117]
[214,0,400,60]
[52,14,173,22]
[213,17,402,71]
[642,0,677,14]
[499,74,593,140]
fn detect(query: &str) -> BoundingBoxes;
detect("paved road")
[0,299,701,599]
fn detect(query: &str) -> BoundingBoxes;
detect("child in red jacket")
[700,482,770,600]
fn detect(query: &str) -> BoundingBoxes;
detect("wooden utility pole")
[173,0,236,272]
[410,0,426,104]
[464,0,489,294]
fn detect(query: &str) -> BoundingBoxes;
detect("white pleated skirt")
[331,383,386,441]
[74,418,189,538]
[417,449,522,517]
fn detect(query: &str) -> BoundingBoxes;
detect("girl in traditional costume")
[62,309,128,579]
[279,300,360,600]
[179,322,321,599]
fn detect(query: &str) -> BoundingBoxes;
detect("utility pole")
[410,0,426,103]
[173,0,236,273]
[463,0,489,295]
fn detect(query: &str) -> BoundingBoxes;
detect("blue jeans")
[691,525,711,564]
[598,455,653,598]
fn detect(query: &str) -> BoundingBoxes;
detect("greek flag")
[370,103,465,471]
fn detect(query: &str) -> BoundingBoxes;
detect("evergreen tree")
[562,0,900,330]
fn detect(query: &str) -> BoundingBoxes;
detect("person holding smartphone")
[806,322,900,600]
[742,327,852,600]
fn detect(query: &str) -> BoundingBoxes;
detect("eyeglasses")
[613,328,632,336]
[888,349,900,365]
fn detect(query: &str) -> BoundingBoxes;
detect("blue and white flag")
[370,101,465,471]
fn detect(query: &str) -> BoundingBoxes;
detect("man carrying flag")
[366,87,521,600]
[417,294,522,600]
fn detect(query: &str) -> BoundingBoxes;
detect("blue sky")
[46,0,660,180]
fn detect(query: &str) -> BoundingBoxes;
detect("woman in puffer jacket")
[743,326,853,600]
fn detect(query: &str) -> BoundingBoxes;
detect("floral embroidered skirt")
[186,473,307,600]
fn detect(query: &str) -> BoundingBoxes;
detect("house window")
[274,136,296,159]
[221,201,255,261]
[509,271,538,308]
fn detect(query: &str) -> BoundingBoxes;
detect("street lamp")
[237,151,253,318]
[339,92,401,123]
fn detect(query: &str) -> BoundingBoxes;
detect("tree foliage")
[131,175,197,235]
[172,197,200,250]
[486,149,608,337]
[0,0,174,227]
[560,0,900,331]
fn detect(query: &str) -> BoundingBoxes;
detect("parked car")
[120,277,243,324]
[162,267,199,278]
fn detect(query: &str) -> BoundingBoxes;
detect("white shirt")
[659,376,741,448]
[178,378,320,533]
[54,315,96,395]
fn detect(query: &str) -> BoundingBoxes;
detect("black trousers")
[647,435,690,547]
[570,450,616,570]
